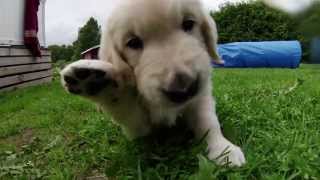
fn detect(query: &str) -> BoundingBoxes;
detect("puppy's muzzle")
[162,73,199,104]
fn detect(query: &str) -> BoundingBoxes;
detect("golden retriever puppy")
[61,0,245,166]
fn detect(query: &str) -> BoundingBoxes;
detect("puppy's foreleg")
[60,59,151,139]
[60,60,117,98]
[187,96,246,167]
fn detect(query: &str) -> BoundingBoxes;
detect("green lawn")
[0,65,319,179]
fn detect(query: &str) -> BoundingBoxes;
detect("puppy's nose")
[162,73,199,104]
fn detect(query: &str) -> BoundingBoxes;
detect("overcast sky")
[45,0,244,45]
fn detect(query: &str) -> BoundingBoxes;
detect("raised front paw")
[60,60,117,96]
[208,139,246,167]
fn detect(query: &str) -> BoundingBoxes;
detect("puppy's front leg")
[187,96,246,167]
[60,60,151,139]
[60,60,118,100]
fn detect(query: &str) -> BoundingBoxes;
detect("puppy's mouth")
[161,76,200,104]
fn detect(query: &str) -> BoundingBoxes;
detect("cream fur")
[61,0,245,166]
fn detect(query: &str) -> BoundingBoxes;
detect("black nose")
[162,73,199,104]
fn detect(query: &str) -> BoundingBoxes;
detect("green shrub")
[48,45,74,63]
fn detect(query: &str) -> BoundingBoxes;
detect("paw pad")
[74,68,91,80]
[62,67,114,96]
[64,76,79,85]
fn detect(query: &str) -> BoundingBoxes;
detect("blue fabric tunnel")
[214,41,302,68]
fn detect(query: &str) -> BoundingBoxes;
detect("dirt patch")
[85,174,108,180]
[75,169,109,180]
[0,128,35,151]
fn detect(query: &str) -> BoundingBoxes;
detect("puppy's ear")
[201,13,223,64]
[99,31,135,87]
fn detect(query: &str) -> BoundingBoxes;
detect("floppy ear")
[201,13,223,64]
[99,31,135,87]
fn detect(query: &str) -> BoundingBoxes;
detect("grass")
[0,64,319,179]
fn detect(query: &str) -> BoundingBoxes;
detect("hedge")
[211,1,310,61]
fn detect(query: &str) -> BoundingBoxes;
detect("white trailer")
[0,0,52,92]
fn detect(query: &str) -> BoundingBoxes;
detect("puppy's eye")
[182,19,195,32]
[126,36,143,50]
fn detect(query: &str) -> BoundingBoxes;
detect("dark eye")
[182,19,195,32]
[126,36,143,50]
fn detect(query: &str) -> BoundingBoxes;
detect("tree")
[211,1,308,60]
[297,1,320,38]
[48,44,74,62]
[212,1,300,43]
[72,17,101,60]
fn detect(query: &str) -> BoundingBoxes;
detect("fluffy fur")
[61,0,245,166]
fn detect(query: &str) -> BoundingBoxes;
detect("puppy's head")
[100,0,220,107]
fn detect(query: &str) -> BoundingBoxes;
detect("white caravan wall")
[0,0,46,47]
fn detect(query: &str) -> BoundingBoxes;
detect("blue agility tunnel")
[214,41,302,68]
